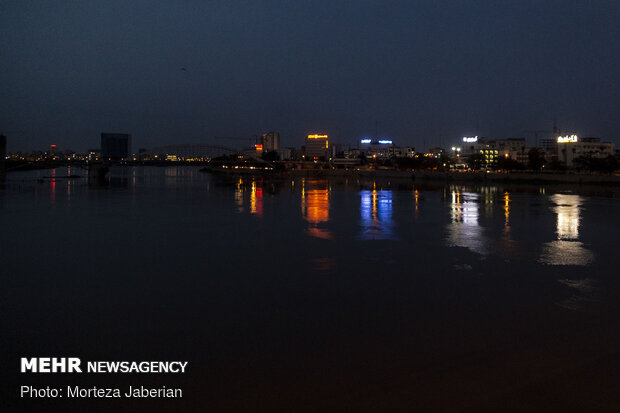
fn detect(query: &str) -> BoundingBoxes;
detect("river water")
[2,166,620,412]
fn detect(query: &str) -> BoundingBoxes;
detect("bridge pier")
[88,162,109,186]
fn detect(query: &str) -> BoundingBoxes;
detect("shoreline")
[204,167,620,185]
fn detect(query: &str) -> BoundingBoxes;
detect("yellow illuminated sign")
[307,134,328,139]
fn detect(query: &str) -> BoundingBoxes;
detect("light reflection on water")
[539,194,594,266]
[498,191,519,259]
[445,190,487,255]
[7,167,610,271]
[234,178,244,213]
[250,180,263,217]
[119,170,603,270]
[358,189,394,240]
[3,167,620,410]
[301,179,332,239]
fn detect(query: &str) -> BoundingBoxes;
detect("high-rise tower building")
[101,133,131,160]
[305,134,328,159]
[261,132,280,152]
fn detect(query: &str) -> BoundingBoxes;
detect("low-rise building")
[359,139,395,159]
[556,135,614,167]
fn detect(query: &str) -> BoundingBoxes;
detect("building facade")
[305,134,329,159]
[261,132,280,152]
[101,133,131,160]
[556,136,614,167]
[359,139,395,159]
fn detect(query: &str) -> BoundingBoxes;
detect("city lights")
[557,135,578,143]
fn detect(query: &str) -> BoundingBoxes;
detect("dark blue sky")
[2,0,619,152]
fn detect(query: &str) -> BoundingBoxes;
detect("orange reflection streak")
[235,178,244,213]
[250,182,256,214]
[371,190,378,220]
[250,181,263,218]
[306,189,329,223]
[414,189,419,212]
[504,192,510,228]
[302,180,332,239]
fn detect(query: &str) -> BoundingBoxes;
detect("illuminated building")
[101,133,131,160]
[305,134,329,160]
[359,139,395,159]
[261,132,280,152]
[459,137,526,166]
[555,135,614,167]
[483,139,525,164]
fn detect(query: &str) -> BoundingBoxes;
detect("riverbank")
[204,166,620,185]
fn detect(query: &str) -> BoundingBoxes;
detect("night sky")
[2,0,619,152]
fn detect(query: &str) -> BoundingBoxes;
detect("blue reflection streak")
[359,190,395,240]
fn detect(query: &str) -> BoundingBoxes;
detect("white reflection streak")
[555,196,580,240]
[539,194,593,266]
[445,191,487,255]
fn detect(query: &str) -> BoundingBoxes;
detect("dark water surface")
[2,166,620,412]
